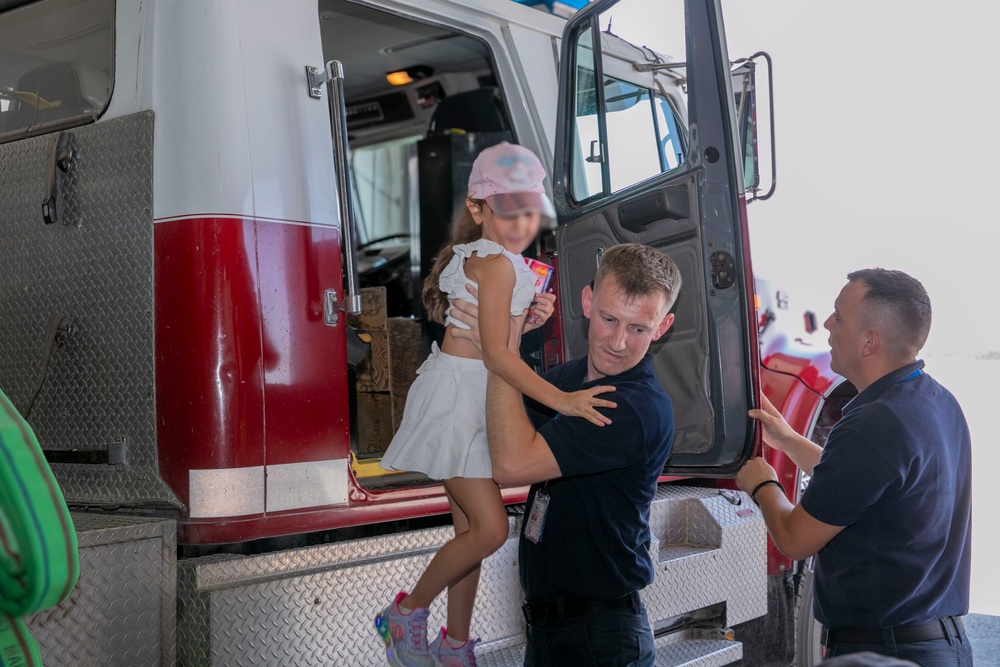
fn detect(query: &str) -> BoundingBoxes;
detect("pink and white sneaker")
[429,627,480,667]
[374,591,435,667]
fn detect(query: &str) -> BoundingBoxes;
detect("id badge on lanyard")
[524,486,550,544]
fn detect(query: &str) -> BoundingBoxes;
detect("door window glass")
[568,0,688,204]
[604,78,661,192]
[0,0,114,143]
[570,25,601,202]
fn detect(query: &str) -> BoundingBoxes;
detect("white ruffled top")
[440,238,539,330]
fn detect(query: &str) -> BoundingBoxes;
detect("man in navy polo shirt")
[450,243,680,667]
[736,269,973,665]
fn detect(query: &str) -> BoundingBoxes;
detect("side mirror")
[732,52,775,201]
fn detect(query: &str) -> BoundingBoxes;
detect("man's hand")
[449,285,527,352]
[447,296,481,350]
[735,455,843,560]
[735,457,779,495]
[748,393,823,476]
[749,394,797,454]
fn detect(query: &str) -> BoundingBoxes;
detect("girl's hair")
[422,199,483,324]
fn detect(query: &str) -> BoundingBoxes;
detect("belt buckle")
[522,602,550,626]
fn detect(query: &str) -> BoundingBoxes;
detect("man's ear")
[861,328,880,358]
[581,283,594,319]
[653,312,675,341]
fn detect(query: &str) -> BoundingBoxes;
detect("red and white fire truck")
[0,0,852,664]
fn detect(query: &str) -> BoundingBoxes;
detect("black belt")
[822,616,965,646]
[522,591,639,626]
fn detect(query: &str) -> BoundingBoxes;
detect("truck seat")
[427,86,510,135]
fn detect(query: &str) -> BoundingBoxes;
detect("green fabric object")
[1,614,42,666]
[0,390,79,666]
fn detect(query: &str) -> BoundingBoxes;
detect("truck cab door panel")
[554,0,757,474]
[555,187,716,460]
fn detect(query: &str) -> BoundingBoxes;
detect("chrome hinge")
[324,289,363,326]
[306,61,344,99]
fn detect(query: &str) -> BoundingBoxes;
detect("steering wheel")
[357,233,410,251]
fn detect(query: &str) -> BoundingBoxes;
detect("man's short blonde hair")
[594,244,682,312]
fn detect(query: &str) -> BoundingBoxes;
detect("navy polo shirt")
[801,360,972,628]
[519,354,674,601]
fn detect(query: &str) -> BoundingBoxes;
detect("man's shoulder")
[612,368,674,444]
[852,373,959,428]
[545,355,671,415]
[619,374,671,413]
[544,357,587,387]
[829,376,963,461]
[619,357,671,406]
[828,401,902,455]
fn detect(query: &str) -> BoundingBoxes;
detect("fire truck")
[0,0,851,664]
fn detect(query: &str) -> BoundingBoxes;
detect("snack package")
[524,257,554,293]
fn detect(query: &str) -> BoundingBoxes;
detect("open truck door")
[552,0,759,475]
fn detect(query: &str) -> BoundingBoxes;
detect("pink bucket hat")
[467,142,556,219]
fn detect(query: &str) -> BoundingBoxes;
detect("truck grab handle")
[307,61,363,319]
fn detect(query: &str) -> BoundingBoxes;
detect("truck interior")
[318,0,538,486]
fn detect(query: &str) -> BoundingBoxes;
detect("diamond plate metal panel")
[177,486,764,666]
[0,113,179,507]
[178,522,522,666]
[23,513,176,666]
[652,634,741,666]
[469,633,739,667]
[644,488,767,629]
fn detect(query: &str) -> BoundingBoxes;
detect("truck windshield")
[0,0,113,143]
[349,136,421,247]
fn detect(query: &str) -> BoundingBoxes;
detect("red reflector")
[803,311,817,334]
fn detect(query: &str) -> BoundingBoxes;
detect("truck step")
[476,633,741,666]
[175,486,765,665]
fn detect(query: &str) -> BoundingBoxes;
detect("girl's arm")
[468,255,616,426]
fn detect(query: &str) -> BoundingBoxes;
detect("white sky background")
[718,1,1000,355]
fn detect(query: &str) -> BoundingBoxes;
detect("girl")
[375,142,615,667]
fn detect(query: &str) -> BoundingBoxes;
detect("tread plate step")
[476,633,741,666]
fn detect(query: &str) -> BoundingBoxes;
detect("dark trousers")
[825,630,974,666]
[523,598,654,667]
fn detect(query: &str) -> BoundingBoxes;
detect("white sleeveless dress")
[379,239,538,479]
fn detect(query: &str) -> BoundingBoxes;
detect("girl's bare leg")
[442,481,496,642]
[403,477,508,640]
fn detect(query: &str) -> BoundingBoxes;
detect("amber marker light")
[386,70,414,86]
[386,65,432,86]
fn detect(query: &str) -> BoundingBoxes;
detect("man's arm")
[750,394,823,475]
[736,458,845,560]
[448,294,563,485]
[486,369,562,485]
